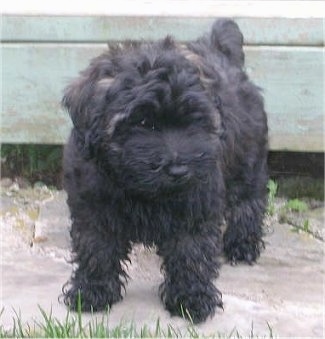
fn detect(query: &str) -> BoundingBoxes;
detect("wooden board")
[2,16,323,46]
[2,1,324,18]
[2,43,323,150]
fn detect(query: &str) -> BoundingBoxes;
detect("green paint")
[245,46,324,151]
[2,16,323,46]
[1,15,324,150]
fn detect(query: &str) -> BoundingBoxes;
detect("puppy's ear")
[62,54,115,157]
[62,75,94,130]
[62,54,115,130]
[210,19,244,67]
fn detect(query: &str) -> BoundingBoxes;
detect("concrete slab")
[1,189,324,337]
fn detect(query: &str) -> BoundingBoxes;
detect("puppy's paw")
[161,282,222,323]
[61,280,122,312]
[224,234,264,265]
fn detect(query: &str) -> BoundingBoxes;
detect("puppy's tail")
[210,19,244,68]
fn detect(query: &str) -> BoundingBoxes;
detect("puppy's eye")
[138,118,156,131]
[191,113,206,123]
[196,152,206,158]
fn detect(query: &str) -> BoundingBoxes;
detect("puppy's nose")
[166,164,189,178]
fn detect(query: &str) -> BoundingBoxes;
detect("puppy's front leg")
[158,223,223,323]
[62,214,130,312]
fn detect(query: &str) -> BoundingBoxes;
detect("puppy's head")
[63,20,243,194]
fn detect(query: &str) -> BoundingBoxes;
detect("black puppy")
[62,19,268,323]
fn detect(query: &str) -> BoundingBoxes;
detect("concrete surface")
[1,187,324,337]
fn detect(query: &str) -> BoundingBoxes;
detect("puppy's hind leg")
[223,158,268,264]
[62,213,130,312]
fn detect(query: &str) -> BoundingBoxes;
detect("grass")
[283,199,309,213]
[267,179,278,216]
[0,144,63,188]
[302,219,311,233]
[279,198,310,223]
[278,198,315,237]
[0,306,183,338]
[277,176,324,201]
[0,305,275,338]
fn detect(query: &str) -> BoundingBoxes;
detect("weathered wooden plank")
[1,44,323,151]
[244,46,324,152]
[2,1,324,18]
[1,16,323,46]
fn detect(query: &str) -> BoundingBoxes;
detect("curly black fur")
[61,19,268,323]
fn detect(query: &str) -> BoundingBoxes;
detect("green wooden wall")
[1,16,324,151]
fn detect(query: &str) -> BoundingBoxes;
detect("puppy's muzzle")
[166,164,189,179]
